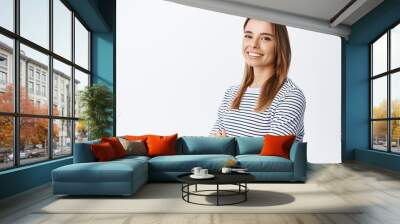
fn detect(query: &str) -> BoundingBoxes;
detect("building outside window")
[29,66,34,80]
[0,71,6,84]
[28,81,34,94]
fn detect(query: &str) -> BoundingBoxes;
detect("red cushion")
[124,135,149,141]
[146,134,178,157]
[259,134,296,159]
[91,142,117,161]
[101,137,127,158]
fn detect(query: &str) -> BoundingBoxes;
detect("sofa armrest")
[289,142,307,181]
[73,140,100,163]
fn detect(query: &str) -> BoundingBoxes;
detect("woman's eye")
[262,37,271,41]
[244,35,252,38]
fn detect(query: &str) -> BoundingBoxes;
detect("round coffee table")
[177,172,255,206]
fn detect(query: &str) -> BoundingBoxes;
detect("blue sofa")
[52,136,307,196]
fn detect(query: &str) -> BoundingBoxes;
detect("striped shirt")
[210,78,306,142]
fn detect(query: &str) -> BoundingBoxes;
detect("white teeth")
[248,52,262,56]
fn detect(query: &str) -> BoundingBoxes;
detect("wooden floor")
[1,162,400,224]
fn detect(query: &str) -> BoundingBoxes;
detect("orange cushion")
[91,142,117,161]
[259,134,296,159]
[101,137,127,158]
[124,135,149,141]
[146,134,178,157]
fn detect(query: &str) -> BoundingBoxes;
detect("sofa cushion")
[177,136,236,155]
[235,137,263,155]
[147,134,178,157]
[73,139,100,163]
[236,155,293,172]
[260,134,296,159]
[53,158,148,183]
[118,138,147,156]
[91,142,118,161]
[148,154,235,172]
[101,137,127,158]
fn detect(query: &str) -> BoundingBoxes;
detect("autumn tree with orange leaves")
[372,99,400,143]
[0,84,59,152]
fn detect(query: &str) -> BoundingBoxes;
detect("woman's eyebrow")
[244,31,273,36]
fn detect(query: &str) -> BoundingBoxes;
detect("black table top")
[177,172,255,185]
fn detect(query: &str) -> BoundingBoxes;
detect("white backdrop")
[116,0,341,163]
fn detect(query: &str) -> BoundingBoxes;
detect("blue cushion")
[177,136,236,155]
[73,139,100,163]
[149,154,235,172]
[235,137,263,155]
[236,155,293,172]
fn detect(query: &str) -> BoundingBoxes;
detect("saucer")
[190,174,215,179]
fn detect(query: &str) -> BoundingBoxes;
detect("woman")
[210,18,306,142]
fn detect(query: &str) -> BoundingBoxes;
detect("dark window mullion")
[71,10,76,155]
[388,30,391,152]
[13,0,20,167]
[49,0,54,160]
[370,45,374,149]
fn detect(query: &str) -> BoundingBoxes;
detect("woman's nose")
[251,38,260,48]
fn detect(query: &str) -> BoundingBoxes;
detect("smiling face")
[242,19,276,68]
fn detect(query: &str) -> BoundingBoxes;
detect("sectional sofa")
[52,136,307,196]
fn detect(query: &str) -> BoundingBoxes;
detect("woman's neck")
[249,66,275,88]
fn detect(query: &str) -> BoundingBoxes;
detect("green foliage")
[79,84,113,140]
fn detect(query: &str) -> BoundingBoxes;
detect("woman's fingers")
[211,130,226,137]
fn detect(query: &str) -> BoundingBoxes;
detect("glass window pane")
[74,69,89,118]
[372,33,387,76]
[53,0,72,60]
[75,120,88,143]
[0,0,14,31]
[20,0,49,49]
[391,120,400,153]
[20,44,49,115]
[372,121,388,151]
[75,18,89,70]
[20,117,49,165]
[391,72,400,118]
[53,119,72,157]
[0,116,14,170]
[53,59,72,117]
[372,77,387,119]
[0,34,14,112]
[391,24,400,70]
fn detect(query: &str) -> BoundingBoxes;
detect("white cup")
[200,169,208,176]
[221,167,232,174]
[191,167,202,176]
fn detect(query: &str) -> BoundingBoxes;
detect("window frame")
[0,0,92,171]
[370,20,400,154]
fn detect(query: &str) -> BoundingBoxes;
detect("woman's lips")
[247,51,263,58]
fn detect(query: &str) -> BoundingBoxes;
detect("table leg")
[245,183,247,201]
[217,184,219,206]
[187,184,190,202]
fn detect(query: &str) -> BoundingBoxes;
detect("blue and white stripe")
[210,78,306,142]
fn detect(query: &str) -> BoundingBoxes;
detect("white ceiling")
[165,0,384,39]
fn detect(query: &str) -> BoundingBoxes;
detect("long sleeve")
[269,88,306,142]
[209,86,233,135]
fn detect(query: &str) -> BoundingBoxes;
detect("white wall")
[116,0,341,163]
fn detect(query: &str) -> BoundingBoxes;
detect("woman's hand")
[211,129,227,137]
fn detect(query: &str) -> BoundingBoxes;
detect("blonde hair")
[231,18,291,112]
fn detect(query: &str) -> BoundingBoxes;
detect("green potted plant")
[79,84,113,140]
